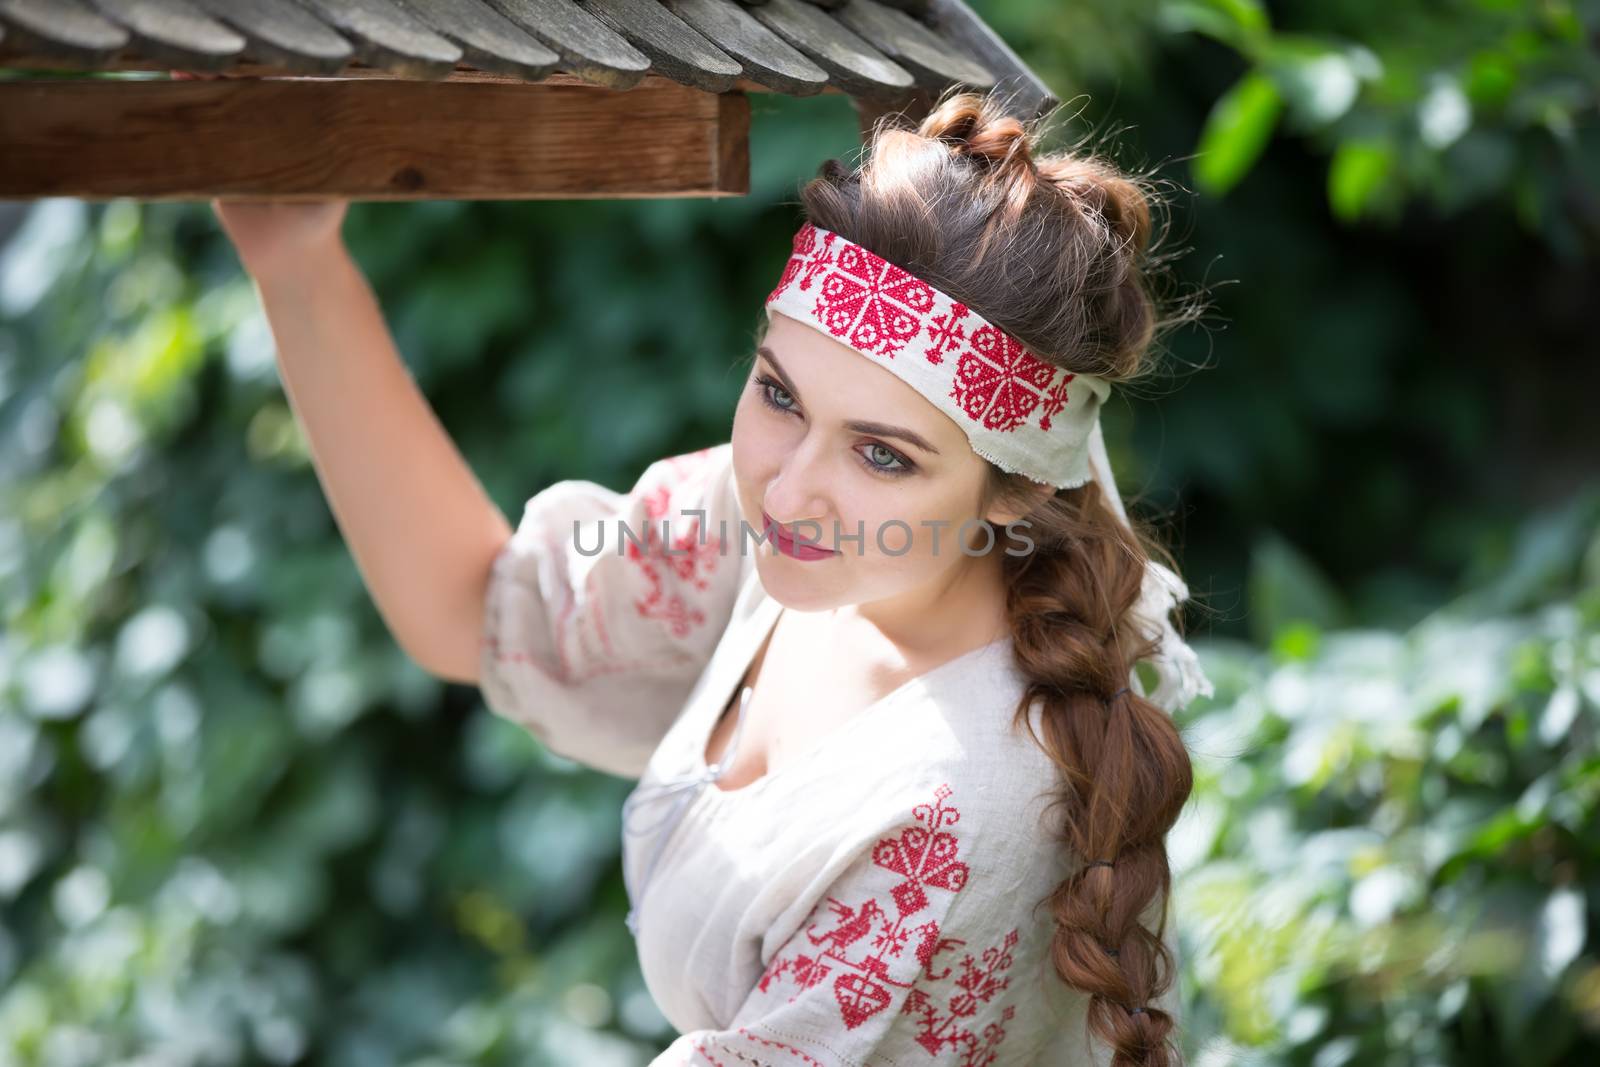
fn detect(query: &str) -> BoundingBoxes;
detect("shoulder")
[903,642,1061,835]
[639,440,736,496]
[782,640,1059,846]
[802,645,1067,894]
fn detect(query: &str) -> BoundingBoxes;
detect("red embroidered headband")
[763,221,1112,489]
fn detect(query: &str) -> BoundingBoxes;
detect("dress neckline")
[692,593,1013,799]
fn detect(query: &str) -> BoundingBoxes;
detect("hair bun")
[1036,156,1153,253]
[917,94,1034,174]
[910,93,1152,254]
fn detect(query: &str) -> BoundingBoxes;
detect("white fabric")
[764,222,1112,490]
[479,443,1190,1065]
[478,443,753,779]
[1085,421,1215,710]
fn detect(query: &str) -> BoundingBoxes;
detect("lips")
[762,511,838,559]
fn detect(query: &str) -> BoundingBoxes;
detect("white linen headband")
[763,221,1214,712]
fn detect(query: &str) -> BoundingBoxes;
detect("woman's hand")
[210,198,350,284]
[169,71,350,282]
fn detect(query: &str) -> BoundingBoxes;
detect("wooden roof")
[0,0,1058,201]
[0,0,1054,116]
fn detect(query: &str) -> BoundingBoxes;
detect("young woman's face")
[730,310,1025,613]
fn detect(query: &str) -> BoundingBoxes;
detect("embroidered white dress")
[479,442,1182,1067]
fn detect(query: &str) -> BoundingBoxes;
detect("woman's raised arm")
[217,199,510,685]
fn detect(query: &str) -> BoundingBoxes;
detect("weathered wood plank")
[479,0,649,90]
[570,0,742,94]
[748,0,913,101]
[88,0,245,70]
[835,0,993,94]
[291,0,461,79]
[0,78,750,200]
[189,0,353,74]
[796,0,849,11]
[923,0,1055,120]
[0,0,129,66]
[661,0,827,96]
[713,89,750,195]
[374,0,559,81]
[865,0,930,18]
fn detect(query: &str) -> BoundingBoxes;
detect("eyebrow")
[756,346,942,456]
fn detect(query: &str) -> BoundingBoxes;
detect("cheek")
[730,394,781,506]
[730,394,761,464]
[846,489,976,563]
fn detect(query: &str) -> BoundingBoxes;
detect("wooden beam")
[0,76,751,200]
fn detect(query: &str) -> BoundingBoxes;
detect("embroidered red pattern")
[1034,370,1076,432]
[750,784,1022,1066]
[476,575,697,694]
[483,532,702,686]
[951,326,1073,433]
[923,303,972,366]
[812,239,936,359]
[904,930,1020,1066]
[769,223,1078,440]
[625,450,726,638]
[768,223,836,303]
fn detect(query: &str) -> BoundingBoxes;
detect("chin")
[753,557,845,612]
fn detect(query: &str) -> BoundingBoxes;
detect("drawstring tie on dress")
[621,686,751,936]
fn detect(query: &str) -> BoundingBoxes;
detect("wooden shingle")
[745,0,914,101]
[0,0,131,65]
[291,0,461,79]
[481,0,651,90]
[191,0,353,75]
[82,0,244,71]
[660,0,828,97]
[572,0,743,94]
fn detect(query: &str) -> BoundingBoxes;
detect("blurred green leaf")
[1328,137,1396,220]
[1160,0,1271,49]
[1193,69,1284,194]
[1248,531,1348,644]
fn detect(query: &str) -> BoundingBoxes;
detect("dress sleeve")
[478,442,747,778]
[644,782,1043,1067]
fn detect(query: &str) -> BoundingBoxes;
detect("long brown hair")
[788,89,1210,1065]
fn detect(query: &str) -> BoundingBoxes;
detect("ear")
[982,478,1056,528]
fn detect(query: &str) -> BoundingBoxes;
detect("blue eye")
[756,375,798,414]
[860,442,912,476]
[750,374,915,479]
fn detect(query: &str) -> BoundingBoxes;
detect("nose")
[762,438,830,529]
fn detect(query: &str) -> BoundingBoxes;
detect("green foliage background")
[1,1,1598,1064]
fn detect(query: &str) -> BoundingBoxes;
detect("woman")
[222,89,1212,1066]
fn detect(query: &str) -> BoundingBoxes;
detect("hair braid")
[1001,478,1193,1065]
